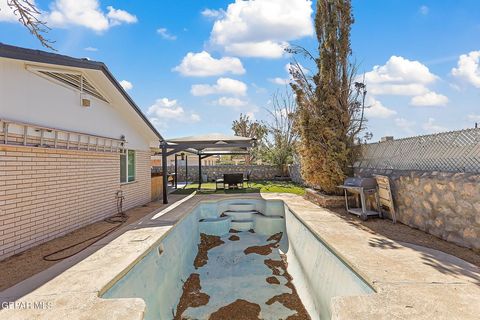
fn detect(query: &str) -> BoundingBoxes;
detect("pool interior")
[102,199,373,320]
[175,230,310,320]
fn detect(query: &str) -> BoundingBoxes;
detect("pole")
[185,156,188,187]
[174,154,178,189]
[198,154,202,189]
[161,141,168,204]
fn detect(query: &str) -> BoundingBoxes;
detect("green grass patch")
[171,180,305,196]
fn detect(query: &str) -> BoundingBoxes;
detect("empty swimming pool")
[102,198,373,319]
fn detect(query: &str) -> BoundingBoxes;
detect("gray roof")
[0,43,163,140]
[167,133,253,144]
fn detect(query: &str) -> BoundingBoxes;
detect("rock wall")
[288,164,304,185]
[355,168,480,251]
[168,165,283,182]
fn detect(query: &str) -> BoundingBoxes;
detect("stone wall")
[288,164,304,185]
[355,168,480,251]
[168,164,283,183]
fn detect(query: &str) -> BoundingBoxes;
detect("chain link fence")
[354,128,480,173]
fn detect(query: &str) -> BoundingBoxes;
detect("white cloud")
[84,46,98,52]
[157,28,177,40]
[451,51,480,88]
[147,98,200,130]
[208,0,314,58]
[422,118,447,133]
[201,8,224,19]
[119,80,133,91]
[395,118,416,135]
[364,97,397,118]
[173,51,245,77]
[419,5,429,15]
[47,0,137,32]
[191,78,247,96]
[106,6,137,24]
[410,91,448,107]
[364,56,437,87]
[224,41,288,59]
[215,97,248,107]
[369,83,429,96]
[0,1,22,22]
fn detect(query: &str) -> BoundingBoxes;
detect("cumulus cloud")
[364,56,437,91]
[147,98,200,130]
[422,118,448,133]
[47,0,137,32]
[191,78,247,96]
[157,28,176,40]
[0,1,23,22]
[362,56,447,113]
[364,97,397,118]
[173,51,245,77]
[451,51,480,88]
[84,46,98,52]
[119,80,132,91]
[208,0,314,58]
[215,97,248,107]
[410,91,448,107]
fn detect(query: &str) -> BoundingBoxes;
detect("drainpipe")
[161,140,168,204]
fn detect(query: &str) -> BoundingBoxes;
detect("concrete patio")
[0,193,479,319]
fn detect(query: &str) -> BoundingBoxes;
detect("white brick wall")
[0,146,152,261]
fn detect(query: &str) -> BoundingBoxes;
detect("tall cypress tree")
[291,0,365,194]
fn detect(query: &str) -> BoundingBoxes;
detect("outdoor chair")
[216,173,244,190]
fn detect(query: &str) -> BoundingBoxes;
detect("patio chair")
[216,173,244,190]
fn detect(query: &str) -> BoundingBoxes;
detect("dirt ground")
[0,200,169,291]
[331,208,480,267]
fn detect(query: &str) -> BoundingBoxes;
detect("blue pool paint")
[102,199,373,319]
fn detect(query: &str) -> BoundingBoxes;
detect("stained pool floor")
[175,231,310,320]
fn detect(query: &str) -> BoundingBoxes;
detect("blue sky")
[1,0,479,140]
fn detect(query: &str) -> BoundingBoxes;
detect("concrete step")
[199,216,231,236]
[230,220,254,231]
[228,203,256,212]
[223,210,257,220]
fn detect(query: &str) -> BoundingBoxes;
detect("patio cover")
[160,134,256,203]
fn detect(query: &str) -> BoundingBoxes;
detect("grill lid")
[343,177,377,189]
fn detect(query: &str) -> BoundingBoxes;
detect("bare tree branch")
[5,0,55,50]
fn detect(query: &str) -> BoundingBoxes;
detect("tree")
[261,88,298,174]
[289,0,368,194]
[231,114,268,165]
[2,0,55,49]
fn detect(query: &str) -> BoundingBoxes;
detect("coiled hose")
[42,191,128,262]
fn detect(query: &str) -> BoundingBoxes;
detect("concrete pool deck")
[0,193,479,319]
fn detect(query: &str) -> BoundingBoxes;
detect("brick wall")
[0,146,151,261]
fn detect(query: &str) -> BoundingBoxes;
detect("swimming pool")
[102,198,373,319]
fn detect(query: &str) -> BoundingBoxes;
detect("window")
[120,150,136,183]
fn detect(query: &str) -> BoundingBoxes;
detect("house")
[0,43,163,261]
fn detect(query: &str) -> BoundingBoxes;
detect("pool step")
[199,216,231,236]
[230,220,254,231]
[223,210,257,220]
[228,203,256,212]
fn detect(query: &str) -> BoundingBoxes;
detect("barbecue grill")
[338,177,381,220]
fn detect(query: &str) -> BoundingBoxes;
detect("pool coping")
[0,193,479,319]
